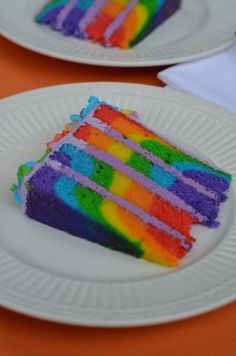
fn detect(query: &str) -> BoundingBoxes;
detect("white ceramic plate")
[0,83,236,327]
[0,0,236,67]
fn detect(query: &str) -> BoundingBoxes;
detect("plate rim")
[0,0,236,67]
[1,284,235,327]
[0,27,234,68]
[1,82,236,126]
[0,82,236,327]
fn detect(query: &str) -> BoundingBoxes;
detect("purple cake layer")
[62,7,87,36]
[53,0,78,30]
[39,7,63,26]
[183,170,229,199]
[27,166,142,257]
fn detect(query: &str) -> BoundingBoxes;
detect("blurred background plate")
[0,0,236,67]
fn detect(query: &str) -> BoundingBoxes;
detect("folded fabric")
[158,43,236,112]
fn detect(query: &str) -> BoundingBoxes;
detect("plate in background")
[0,0,236,67]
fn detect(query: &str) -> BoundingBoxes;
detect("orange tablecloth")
[0,35,236,356]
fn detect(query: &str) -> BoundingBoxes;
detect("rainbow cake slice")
[12,97,231,267]
[35,0,181,49]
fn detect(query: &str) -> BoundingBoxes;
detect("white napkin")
[158,43,236,112]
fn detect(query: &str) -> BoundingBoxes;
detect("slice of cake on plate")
[35,0,182,49]
[12,97,231,267]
